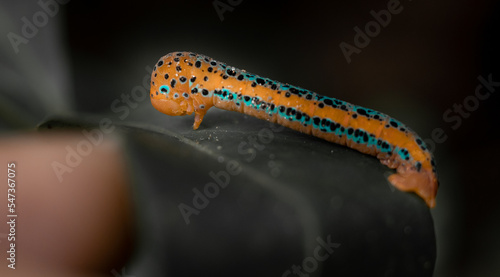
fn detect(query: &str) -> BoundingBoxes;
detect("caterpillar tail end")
[388,170,438,208]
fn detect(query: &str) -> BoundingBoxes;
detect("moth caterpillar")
[150,51,439,208]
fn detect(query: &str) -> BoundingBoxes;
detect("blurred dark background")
[1,0,498,275]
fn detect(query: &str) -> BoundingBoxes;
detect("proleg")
[149,51,439,208]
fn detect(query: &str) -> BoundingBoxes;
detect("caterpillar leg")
[388,170,437,208]
[193,111,206,130]
[377,153,400,169]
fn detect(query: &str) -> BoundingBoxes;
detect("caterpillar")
[149,51,439,208]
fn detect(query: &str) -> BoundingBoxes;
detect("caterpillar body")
[150,51,439,208]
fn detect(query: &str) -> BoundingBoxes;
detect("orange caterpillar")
[150,51,439,208]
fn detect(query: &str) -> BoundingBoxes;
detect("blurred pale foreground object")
[0,131,134,277]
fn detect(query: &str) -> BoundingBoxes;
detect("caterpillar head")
[150,52,196,116]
